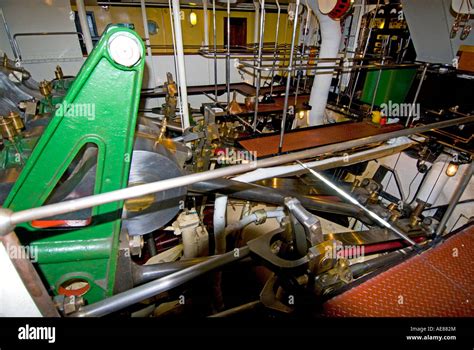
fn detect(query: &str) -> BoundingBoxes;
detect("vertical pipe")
[254,2,260,44]
[203,0,210,47]
[141,0,158,87]
[307,3,342,125]
[369,56,384,115]
[435,161,473,236]
[76,0,94,55]
[212,0,218,100]
[0,9,20,60]
[405,63,428,127]
[269,0,281,97]
[171,0,191,130]
[252,0,266,131]
[348,0,379,111]
[278,0,300,153]
[226,0,231,112]
[294,1,311,105]
[214,195,228,254]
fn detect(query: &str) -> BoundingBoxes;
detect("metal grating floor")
[323,225,474,317]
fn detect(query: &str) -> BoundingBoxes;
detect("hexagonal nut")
[129,235,144,257]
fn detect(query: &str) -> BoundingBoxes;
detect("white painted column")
[76,0,94,54]
[203,0,209,47]
[171,0,191,130]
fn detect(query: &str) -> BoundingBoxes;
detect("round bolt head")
[108,33,142,67]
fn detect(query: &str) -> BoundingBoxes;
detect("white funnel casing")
[307,0,342,125]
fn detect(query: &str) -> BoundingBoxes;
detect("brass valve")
[39,80,53,97]
[55,65,64,80]
[8,112,24,132]
[0,116,17,140]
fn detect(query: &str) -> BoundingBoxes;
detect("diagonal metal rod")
[296,160,418,246]
[0,116,472,235]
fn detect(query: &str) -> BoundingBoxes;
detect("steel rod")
[294,0,311,105]
[405,63,428,127]
[278,0,300,153]
[269,0,281,97]
[226,0,231,112]
[1,116,471,233]
[70,247,250,317]
[213,0,218,100]
[252,0,266,131]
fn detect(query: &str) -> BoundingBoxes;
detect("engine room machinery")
[0,0,473,320]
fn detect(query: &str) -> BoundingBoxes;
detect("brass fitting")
[8,112,24,132]
[39,80,52,97]
[55,65,64,80]
[0,116,17,140]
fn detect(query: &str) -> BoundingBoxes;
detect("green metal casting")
[3,25,145,304]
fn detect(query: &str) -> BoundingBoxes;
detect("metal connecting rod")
[0,116,472,236]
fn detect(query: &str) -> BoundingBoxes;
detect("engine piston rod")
[0,115,472,236]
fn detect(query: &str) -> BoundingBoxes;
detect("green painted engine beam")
[3,26,145,303]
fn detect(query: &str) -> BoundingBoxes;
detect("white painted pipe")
[171,0,191,130]
[233,137,414,183]
[307,0,342,125]
[213,194,228,254]
[417,154,451,205]
[140,0,159,87]
[254,2,260,44]
[203,0,210,47]
[76,0,94,54]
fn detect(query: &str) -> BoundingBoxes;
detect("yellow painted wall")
[75,5,295,53]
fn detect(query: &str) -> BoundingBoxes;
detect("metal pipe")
[369,55,385,115]
[208,300,260,317]
[140,0,158,87]
[76,0,94,54]
[189,178,375,224]
[254,1,260,44]
[171,0,191,130]
[1,116,472,233]
[212,0,218,100]
[348,0,380,111]
[0,9,20,60]
[0,232,60,317]
[203,0,210,47]
[405,63,428,127]
[294,0,311,105]
[296,161,417,246]
[132,257,213,285]
[278,0,300,152]
[226,0,231,112]
[435,161,473,236]
[269,0,281,97]
[252,0,266,131]
[214,194,228,254]
[70,246,251,317]
[168,0,183,128]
